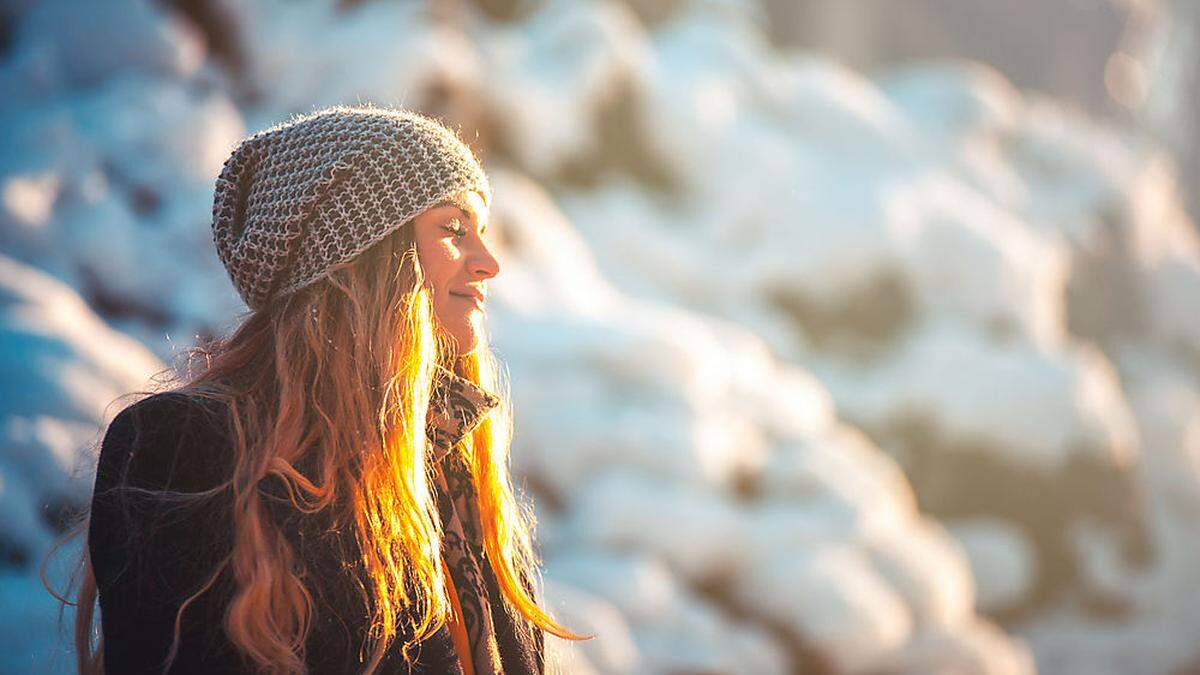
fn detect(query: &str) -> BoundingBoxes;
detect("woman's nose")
[470,236,501,280]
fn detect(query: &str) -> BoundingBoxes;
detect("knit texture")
[211,106,493,311]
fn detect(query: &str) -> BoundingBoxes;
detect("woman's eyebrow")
[432,197,488,234]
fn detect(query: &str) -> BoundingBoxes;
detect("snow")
[9,0,204,89]
[2,0,1199,673]
[734,542,914,673]
[888,618,1036,675]
[542,578,641,675]
[230,1,483,123]
[472,0,651,178]
[864,516,977,628]
[564,467,749,582]
[0,254,165,673]
[946,517,1039,615]
[811,319,1138,472]
[543,548,789,674]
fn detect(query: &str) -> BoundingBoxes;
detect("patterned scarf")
[426,365,543,675]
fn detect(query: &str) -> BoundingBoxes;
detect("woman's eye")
[445,220,466,238]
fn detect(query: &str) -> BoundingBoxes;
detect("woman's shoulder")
[95,390,235,496]
[88,392,242,653]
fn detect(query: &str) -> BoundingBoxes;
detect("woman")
[66,106,588,674]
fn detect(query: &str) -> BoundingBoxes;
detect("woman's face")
[412,190,500,356]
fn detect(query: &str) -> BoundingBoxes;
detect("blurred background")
[2,0,1199,673]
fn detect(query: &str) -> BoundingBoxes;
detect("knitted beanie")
[210,105,493,311]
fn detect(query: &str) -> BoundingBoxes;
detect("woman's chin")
[436,311,482,356]
[445,328,478,356]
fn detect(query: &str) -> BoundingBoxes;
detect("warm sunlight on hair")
[60,225,589,675]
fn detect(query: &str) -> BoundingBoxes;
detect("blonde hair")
[48,223,589,674]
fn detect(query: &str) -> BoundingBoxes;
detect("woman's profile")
[56,105,589,674]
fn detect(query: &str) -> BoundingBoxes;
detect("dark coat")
[87,382,543,674]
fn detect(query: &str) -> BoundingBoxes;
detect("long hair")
[47,221,588,674]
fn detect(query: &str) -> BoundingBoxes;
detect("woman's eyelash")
[445,220,467,237]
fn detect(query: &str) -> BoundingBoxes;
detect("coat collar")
[426,364,501,464]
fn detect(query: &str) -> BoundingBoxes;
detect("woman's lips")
[451,292,484,310]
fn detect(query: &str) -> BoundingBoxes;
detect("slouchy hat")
[211,105,493,311]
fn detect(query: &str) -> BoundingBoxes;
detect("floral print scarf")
[426,365,544,675]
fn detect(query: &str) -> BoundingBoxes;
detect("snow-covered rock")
[946,517,1039,615]
[0,254,166,672]
[541,578,641,675]
[4,0,1200,673]
[813,319,1138,473]
[563,468,748,582]
[472,0,651,178]
[5,0,204,93]
[733,542,913,673]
